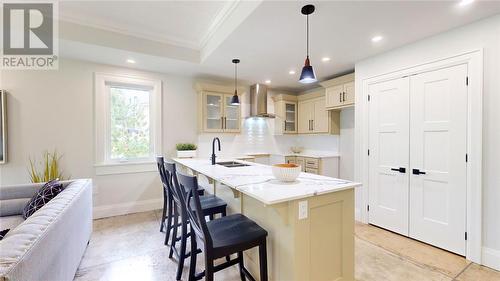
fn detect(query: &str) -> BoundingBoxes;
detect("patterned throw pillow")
[22,179,64,219]
[0,229,9,240]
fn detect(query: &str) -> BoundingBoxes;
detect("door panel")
[368,77,410,235]
[326,85,344,108]
[298,100,313,133]
[409,64,467,255]
[204,92,223,132]
[224,95,240,132]
[313,97,329,133]
[343,82,355,106]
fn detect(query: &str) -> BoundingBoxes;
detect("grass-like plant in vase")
[176,143,197,158]
[28,150,69,183]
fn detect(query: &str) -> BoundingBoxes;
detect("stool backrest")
[156,156,169,202]
[163,161,183,211]
[176,171,213,248]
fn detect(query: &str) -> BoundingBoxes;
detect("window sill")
[94,161,157,176]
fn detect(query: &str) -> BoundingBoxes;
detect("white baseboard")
[93,198,163,219]
[482,247,500,271]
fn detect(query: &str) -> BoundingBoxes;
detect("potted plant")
[176,143,197,158]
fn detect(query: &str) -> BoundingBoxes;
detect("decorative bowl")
[272,163,301,182]
[290,146,304,154]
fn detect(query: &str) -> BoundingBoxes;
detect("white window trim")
[94,73,162,175]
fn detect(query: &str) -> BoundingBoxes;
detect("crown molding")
[199,0,241,50]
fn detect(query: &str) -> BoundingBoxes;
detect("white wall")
[354,15,500,269]
[0,58,198,218]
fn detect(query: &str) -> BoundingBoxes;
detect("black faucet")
[211,137,221,165]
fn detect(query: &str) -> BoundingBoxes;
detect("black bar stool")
[165,162,228,281]
[176,171,269,281]
[156,156,204,246]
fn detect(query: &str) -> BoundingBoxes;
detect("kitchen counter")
[174,158,357,281]
[173,158,358,205]
[273,151,340,158]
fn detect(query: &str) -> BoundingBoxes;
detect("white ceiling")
[60,1,234,50]
[58,1,500,92]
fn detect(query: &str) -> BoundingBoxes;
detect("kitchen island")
[174,158,360,281]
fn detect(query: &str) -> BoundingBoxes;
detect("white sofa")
[0,179,93,281]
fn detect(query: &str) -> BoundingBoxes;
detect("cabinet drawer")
[285,156,296,164]
[305,167,319,174]
[305,158,319,168]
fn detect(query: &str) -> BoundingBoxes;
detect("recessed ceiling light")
[289,70,296,75]
[371,36,383,43]
[458,0,474,6]
[265,80,271,84]
[126,59,136,64]
[321,57,331,62]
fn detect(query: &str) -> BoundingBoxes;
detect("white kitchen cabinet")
[196,82,243,133]
[322,73,355,110]
[298,95,335,134]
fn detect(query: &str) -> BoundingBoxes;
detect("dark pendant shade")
[231,58,240,105]
[299,57,317,84]
[230,91,240,105]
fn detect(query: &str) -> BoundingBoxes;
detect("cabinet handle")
[391,167,406,173]
[339,92,342,103]
[221,117,224,129]
[284,121,287,131]
[311,120,314,131]
[412,169,426,175]
[224,117,227,129]
[342,92,346,102]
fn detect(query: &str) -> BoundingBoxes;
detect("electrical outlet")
[298,200,308,220]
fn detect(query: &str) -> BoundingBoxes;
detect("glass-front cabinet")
[202,91,241,133]
[274,95,298,134]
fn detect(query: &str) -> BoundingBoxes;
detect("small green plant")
[176,143,197,151]
[28,150,68,183]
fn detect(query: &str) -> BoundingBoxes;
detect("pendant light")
[231,58,240,105]
[299,4,317,84]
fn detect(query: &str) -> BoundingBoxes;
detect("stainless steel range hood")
[249,84,275,118]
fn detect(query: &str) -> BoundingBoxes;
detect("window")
[95,73,162,175]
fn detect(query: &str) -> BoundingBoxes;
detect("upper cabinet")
[321,73,355,110]
[297,90,339,135]
[273,94,298,134]
[196,82,242,133]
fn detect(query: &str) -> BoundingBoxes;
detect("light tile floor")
[74,210,500,281]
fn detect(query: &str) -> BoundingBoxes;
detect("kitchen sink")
[216,161,250,168]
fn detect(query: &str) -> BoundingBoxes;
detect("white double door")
[368,64,468,255]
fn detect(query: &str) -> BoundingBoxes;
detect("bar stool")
[164,162,228,281]
[176,171,269,281]
[156,156,204,246]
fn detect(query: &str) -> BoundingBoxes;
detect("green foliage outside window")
[110,87,151,160]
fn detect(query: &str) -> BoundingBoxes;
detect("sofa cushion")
[0,216,24,231]
[22,180,63,219]
[0,198,30,217]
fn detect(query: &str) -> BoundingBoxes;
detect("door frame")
[359,50,483,263]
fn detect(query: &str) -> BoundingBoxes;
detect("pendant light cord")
[306,14,309,57]
[234,62,237,94]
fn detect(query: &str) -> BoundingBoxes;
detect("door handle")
[412,169,426,175]
[391,167,406,173]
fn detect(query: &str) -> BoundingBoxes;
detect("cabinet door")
[343,81,355,106]
[296,157,305,171]
[312,97,329,133]
[224,94,240,132]
[325,85,344,108]
[204,92,224,132]
[285,156,296,164]
[284,102,297,133]
[298,100,313,134]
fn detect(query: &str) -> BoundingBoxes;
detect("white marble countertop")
[173,158,360,205]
